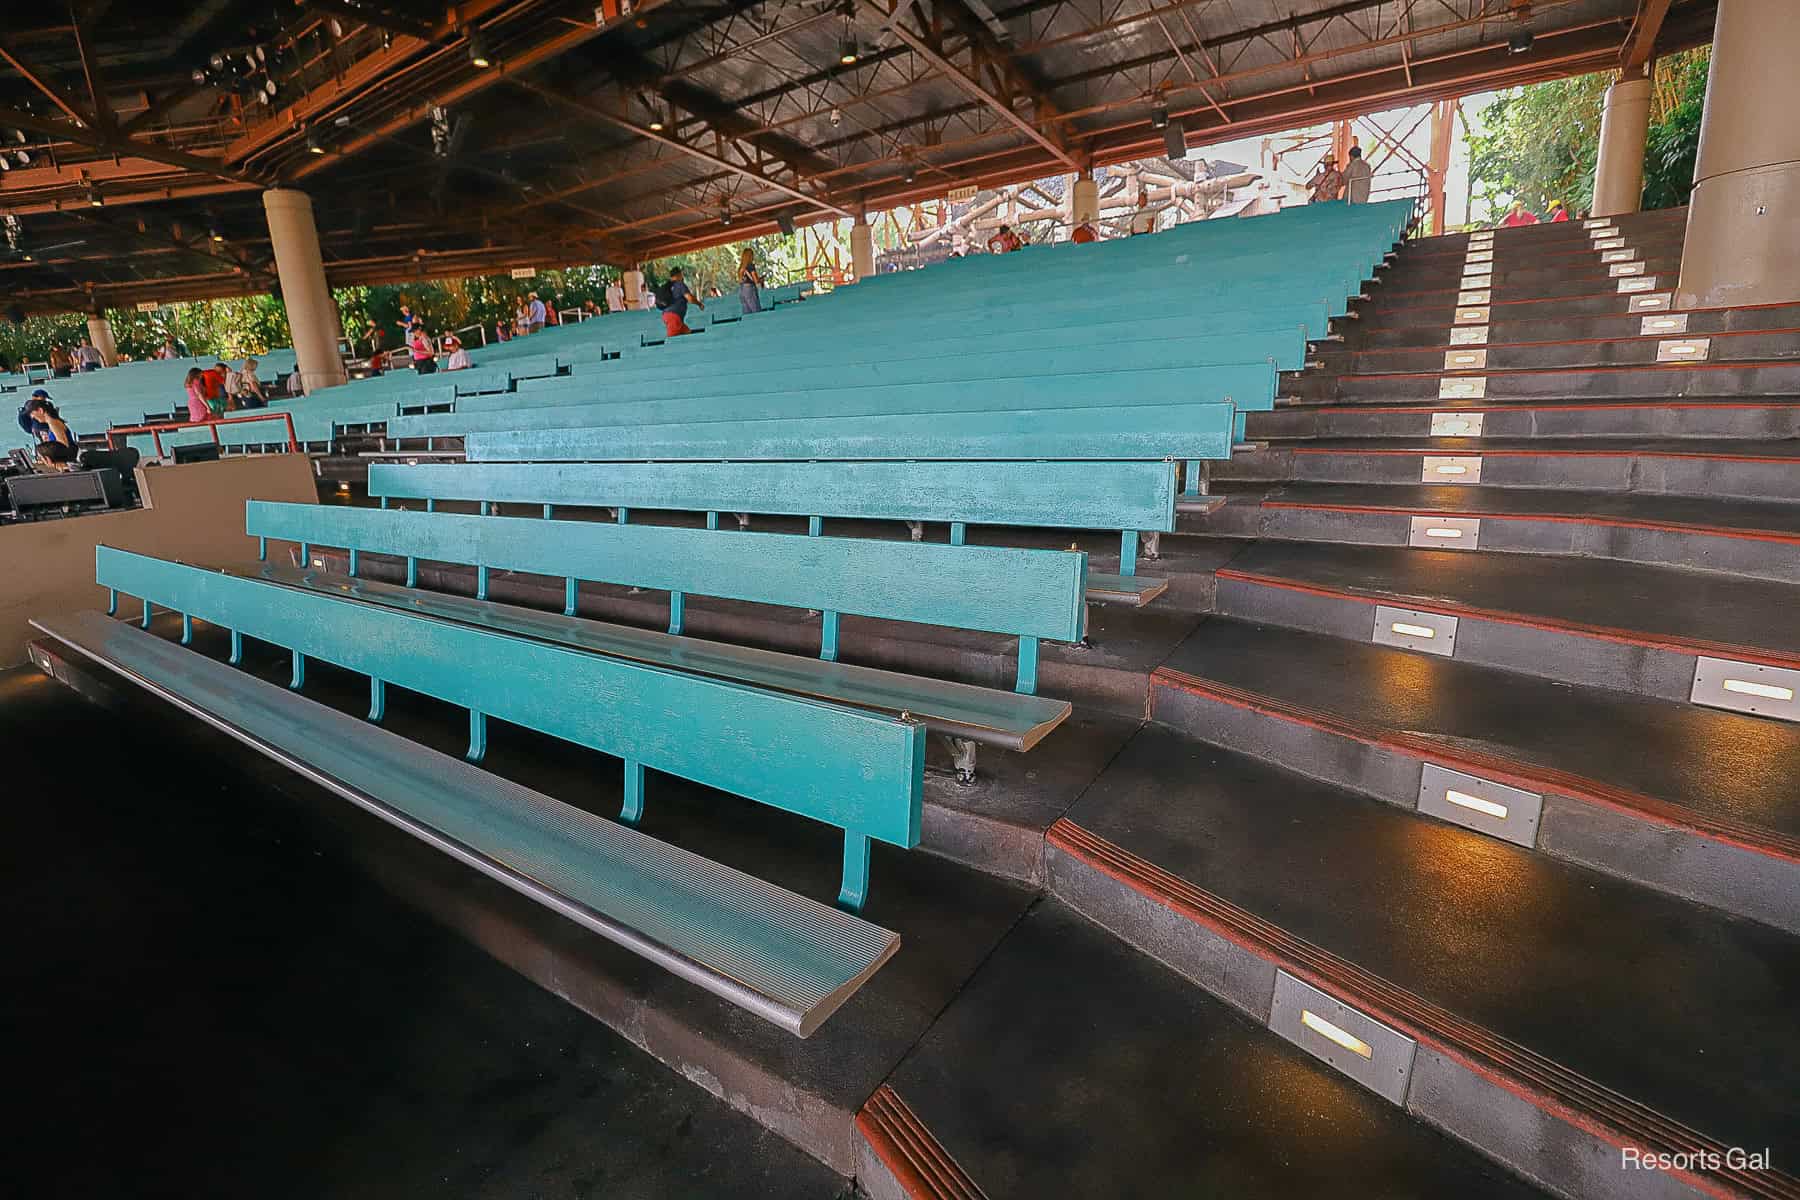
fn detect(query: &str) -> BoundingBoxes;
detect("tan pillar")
[262,188,347,394]
[1071,177,1099,224]
[849,218,874,280]
[622,267,642,307]
[85,314,118,367]
[1677,0,1800,309]
[1592,71,1653,217]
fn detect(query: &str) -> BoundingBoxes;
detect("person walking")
[526,292,547,333]
[76,337,104,372]
[1343,146,1373,204]
[737,249,764,314]
[48,344,73,378]
[654,266,703,338]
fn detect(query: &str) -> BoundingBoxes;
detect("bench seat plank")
[249,563,1072,751]
[1085,572,1170,606]
[31,610,897,1038]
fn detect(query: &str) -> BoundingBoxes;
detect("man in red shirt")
[1498,199,1539,227]
[1071,221,1098,244]
[987,224,1023,253]
[1546,199,1570,222]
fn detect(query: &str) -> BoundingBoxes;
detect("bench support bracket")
[229,631,243,666]
[180,614,193,646]
[668,592,685,636]
[839,833,870,913]
[369,677,386,723]
[821,611,840,661]
[622,759,644,826]
[1119,530,1137,577]
[564,577,578,616]
[1016,636,1040,695]
[290,650,305,690]
[467,710,487,763]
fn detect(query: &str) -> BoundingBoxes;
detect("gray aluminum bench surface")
[251,563,1071,752]
[33,610,897,1038]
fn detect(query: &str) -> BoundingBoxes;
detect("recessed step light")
[1269,972,1417,1105]
[1417,763,1544,847]
[1449,325,1489,346]
[1619,276,1658,293]
[1582,217,1611,229]
[1464,250,1494,265]
[1443,348,1487,370]
[1586,224,1619,239]
[1594,237,1627,251]
[1373,604,1458,655]
[1430,411,1484,436]
[1438,376,1487,399]
[1456,289,1491,306]
[1454,306,1489,324]
[1628,292,1673,312]
[1691,657,1800,721]
[1656,338,1710,362]
[1460,273,1493,290]
[1421,455,1482,484]
[1609,261,1648,277]
[1599,248,1637,263]
[1408,515,1481,548]
[1640,313,1688,335]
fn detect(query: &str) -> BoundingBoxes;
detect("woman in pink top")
[409,327,437,375]
[183,368,215,422]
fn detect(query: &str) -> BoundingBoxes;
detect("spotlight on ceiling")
[838,38,859,65]
[210,224,225,242]
[209,52,226,71]
[1508,30,1533,54]
[12,149,30,167]
[86,182,103,207]
[191,66,210,86]
[305,130,326,155]
[903,163,917,184]
[719,207,732,226]
[1150,103,1169,130]
[467,30,492,68]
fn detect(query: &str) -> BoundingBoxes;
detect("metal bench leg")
[949,521,966,546]
[379,496,389,509]
[1119,530,1138,577]
[368,677,386,722]
[1183,460,1203,496]
[479,501,491,516]
[668,592,685,636]
[229,630,243,666]
[425,498,436,513]
[257,536,268,562]
[542,504,554,519]
[563,577,578,616]
[298,542,309,567]
[107,588,118,616]
[808,515,823,536]
[466,710,487,763]
[614,507,629,524]
[821,611,840,662]
[942,735,979,785]
[706,511,720,530]
[141,599,153,629]
[290,650,305,689]
[476,565,489,601]
[838,832,870,913]
[180,614,193,645]
[348,549,359,577]
[621,759,644,825]
[406,556,418,588]
[1016,636,1040,695]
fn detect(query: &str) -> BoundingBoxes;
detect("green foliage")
[1467,48,1711,221]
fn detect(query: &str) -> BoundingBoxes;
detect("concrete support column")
[622,267,642,307]
[262,188,347,394]
[1677,0,1800,309]
[849,218,874,281]
[1071,177,1100,224]
[1592,70,1653,217]
[85,314,118,367]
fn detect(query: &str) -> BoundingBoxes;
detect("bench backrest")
[464,400,1234,463]
[367,459,1180,534]
[96,545,925,849]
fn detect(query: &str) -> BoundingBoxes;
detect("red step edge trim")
[1147,667,1800,864]
[856,1085,989,1200]
[1257,499,1800,547]
[1267,400,1799,414]
[1326,326,1800,357]
[1047,819,1800,1200]
[1282,445,1800,464]
[1214,567,1800,675]
[1331,360,1799,383]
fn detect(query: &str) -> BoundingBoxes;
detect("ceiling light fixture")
[86,182,103,207]
[467,30,492,68]
[1150,103,1169,130]
[1508,30,1533,54]
[305,130,326,155]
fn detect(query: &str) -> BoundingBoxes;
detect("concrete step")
[1282,360,1800,403]
[1211,540,1800,704]
[1345,290,1670,329]
[1049,723,1800,1199]
[1147,617,1800,933]
[1373,270,1677,305]
[1215,437,1800,501]
[1307,328,1800,376]
[1185,482,1800,582]
[1408,208,1688,252]
[1397,233,1686,273]
[1377,253,1683,293]
[1247,398,1800,441]
[864,900,1551,1200]
[0,667,855,1200]
[1329,301,1800,350]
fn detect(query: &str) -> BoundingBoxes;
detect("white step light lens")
[1390,622,1436,639]
[1445,789,1508,820]
[1426,527,1463,538]
[1722,679,1795,702]
[1301,1010,1373,1059]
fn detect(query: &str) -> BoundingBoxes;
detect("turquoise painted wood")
[387,365,1270,441]
[245,501,1087,646]
[96,545,926,855]
[367,459,1180,534]
[468,400,1234,463]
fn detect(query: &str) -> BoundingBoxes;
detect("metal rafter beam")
[0,34,92,126]
[0,103,258,185]
[1621,0,1675,68]
[863,0,1076,168]
[510,78,854,217]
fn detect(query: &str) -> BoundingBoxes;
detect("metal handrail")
[105,409,299,458]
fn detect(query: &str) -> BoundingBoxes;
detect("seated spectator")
[409,326,437,374]
[1498,198,1539,227]
[235,358,268,408]
[1071,220,1099,244]
[34,438,75,471]
[443,333,472,371]
[1308,157,1344,203]
[76,337,103,372]
[213,361,241,411]
[654,266,703,338]
[582,298,601,319]
[18,389,74,446]
[155,337,179,361]
[49,344,73,378]
[495,318,512,343]
[987,224,1023,253]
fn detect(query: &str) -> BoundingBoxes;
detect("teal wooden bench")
[97,544,924,917]
[366,458,1178,603]
[246,500,1085,696]
[36,606,900,1037]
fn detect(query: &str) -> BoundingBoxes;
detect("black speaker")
[776,213,796,237]
[1162,118,1186,161]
